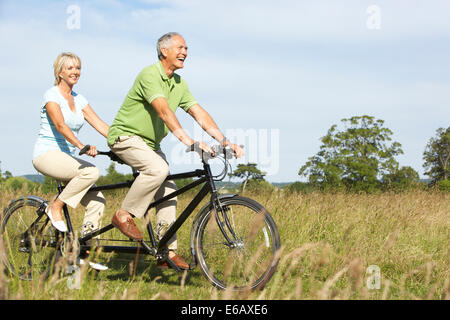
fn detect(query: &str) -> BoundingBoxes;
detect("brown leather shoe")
[157,252,189,270]
[111,211,143,241]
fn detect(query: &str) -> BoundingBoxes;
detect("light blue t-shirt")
[33,86,88,159]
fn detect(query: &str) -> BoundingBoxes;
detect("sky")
[0,0,449,183]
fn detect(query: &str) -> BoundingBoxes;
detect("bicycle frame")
[57,159,231,265]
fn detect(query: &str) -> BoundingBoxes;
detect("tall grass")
[1,185,449,300]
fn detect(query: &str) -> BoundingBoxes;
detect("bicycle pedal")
[166,258,182,272]
[157,258,181,272]
[156,256,187,272]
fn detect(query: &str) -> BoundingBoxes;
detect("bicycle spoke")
[1,199,56,280]
[194,196,280,290]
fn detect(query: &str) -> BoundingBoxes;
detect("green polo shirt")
[107,61,198,150]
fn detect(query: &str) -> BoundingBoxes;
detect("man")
[107,32,244,270]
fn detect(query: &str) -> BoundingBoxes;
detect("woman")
[32,52,109,239]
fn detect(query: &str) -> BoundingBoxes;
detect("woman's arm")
[46,101,84,149]
[82,104,109,138]
[46,101,98,157]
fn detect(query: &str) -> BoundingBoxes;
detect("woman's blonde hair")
[53,52,82,85]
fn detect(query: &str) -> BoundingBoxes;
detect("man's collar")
[157,60,169,81]
[158,60,175,81]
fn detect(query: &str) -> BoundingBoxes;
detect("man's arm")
[151,97,213,154]
[187,104,224,141]
[187,104,245,158]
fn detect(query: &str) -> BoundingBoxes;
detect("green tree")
[229,163,266,192]
[299,115,404,192]
[244,179,275,193]
[97,163,133,185]
[423,127,450,184]
[41,176,58,194]
[381,165,421,191]
[5,177,39,192]
[3,171,13,179]
[0,161,13,186]
[0,160,4,182]
[437,179,450,191]
[285,181,316,194]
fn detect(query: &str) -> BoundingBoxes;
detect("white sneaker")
[78,258,109,271]
[45,207,68,232]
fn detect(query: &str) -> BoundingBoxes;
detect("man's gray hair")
[157,32,182,60]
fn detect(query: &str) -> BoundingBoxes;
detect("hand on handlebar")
[187,141,245,162]
[187,141,215,157]
[226,142,245,159]
[79,144,98,157]
[79,145,126,164]
[198,141,215,157]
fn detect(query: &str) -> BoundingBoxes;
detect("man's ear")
[161,47,169,59]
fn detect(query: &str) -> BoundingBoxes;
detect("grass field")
[1,186,449,300]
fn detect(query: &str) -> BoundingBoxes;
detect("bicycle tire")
[192,195,281,290]
[1,196,58,280]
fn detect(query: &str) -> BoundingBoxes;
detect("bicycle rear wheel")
[1,196,58,280]
[192,196,281,290]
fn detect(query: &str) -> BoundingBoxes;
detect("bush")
[4,177,39,193]
[97,163,134,186]
[381,166,423,192]
[40,176,59,194]
[243,179,275,193]
[437,179,450,191]
[174,177,202,194]
[285,181,317,194]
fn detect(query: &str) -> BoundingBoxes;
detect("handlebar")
[185,142,240,162]
[79,143,242,181]
[80,143,242,163]
[79,145,126,164]
[78,145,90,156]
[185,143,242,180]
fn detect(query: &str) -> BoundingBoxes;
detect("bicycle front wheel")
[1,196,58,280]
[192,196,281,291]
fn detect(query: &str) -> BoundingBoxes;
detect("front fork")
[189,193,242,271]
[204,163,240,248]
[212,195,241,248]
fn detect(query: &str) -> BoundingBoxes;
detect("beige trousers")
[32,150,106,236]
[109,135,178,249]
